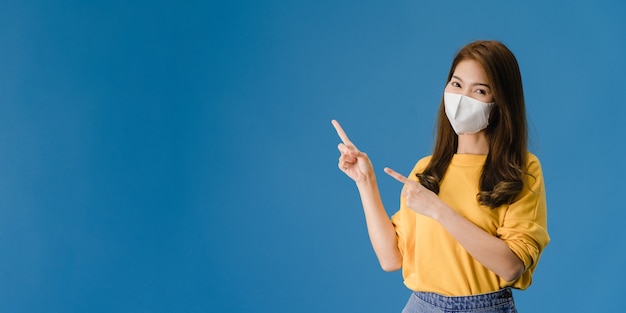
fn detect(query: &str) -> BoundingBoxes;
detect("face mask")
[444,92,494,135]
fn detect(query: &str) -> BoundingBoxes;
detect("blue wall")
[1,1,624,312]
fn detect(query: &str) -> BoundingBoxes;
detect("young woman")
[332,40,549,313]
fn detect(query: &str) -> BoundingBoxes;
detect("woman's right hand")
[332,120,375,183]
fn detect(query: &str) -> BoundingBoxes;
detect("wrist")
[355,173,377,189]
[432,202,455,223]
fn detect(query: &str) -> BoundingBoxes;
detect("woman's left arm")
[435,205,524,282]
[384,167,524,282]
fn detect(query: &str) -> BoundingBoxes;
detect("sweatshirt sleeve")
[391,156,431,257]
[496,154,550,279]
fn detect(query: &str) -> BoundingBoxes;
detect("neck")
[456,131,490,155]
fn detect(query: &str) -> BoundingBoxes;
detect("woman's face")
[444,59,494,103]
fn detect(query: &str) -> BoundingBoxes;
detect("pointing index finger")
[331,119,353,145]
[384,167,409,184]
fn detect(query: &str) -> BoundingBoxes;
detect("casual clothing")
[391,153,550,296]
[402,288,517,313]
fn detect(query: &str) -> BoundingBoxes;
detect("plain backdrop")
[1,0,625,312]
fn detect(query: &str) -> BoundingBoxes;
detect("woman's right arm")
[332,120,402,272]
[355,176,403,271]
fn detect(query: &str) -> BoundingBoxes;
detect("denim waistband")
[412,288,514,310]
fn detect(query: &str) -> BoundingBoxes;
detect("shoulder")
[526,152,540,163]
[525,152,543,175]
[409,155,433,176]
[524,152,545,190]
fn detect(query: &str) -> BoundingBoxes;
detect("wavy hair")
[417,40,527,208]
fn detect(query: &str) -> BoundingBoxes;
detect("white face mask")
[444,92,494,135]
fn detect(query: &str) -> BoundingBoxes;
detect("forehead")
[452,59,489,84]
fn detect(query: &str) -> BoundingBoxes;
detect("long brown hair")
[417,40,527,208]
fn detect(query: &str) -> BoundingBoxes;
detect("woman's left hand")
[384,167,444,220]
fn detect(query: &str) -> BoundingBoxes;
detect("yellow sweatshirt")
[391,153,550,296]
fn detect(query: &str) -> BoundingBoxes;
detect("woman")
[332,40,549,313]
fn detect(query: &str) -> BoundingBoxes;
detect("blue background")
[1,0,624,312]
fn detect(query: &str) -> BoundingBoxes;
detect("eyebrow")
[451,75,491,88]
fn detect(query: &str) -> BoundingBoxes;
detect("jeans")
[401,288,517,313]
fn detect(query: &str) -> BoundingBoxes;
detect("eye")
[474,87,492,96]
[450,81,461,88]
